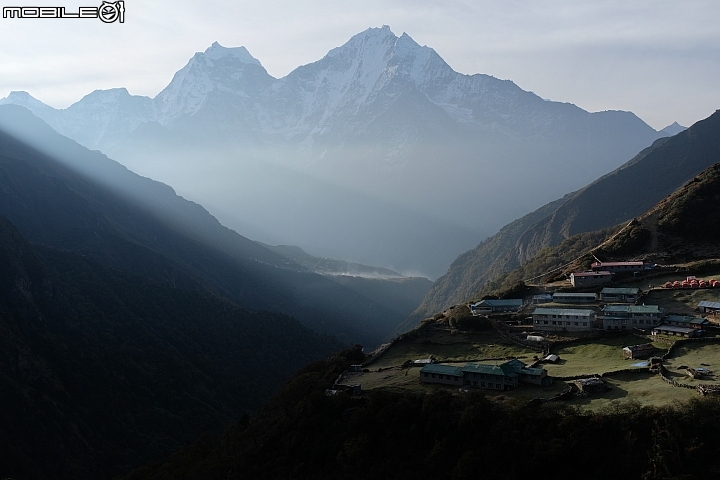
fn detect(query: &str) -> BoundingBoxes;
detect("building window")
[480,382,484,387]
[423,373,428,377]
[439,374,444,379]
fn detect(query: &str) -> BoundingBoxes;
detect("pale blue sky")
[0,0,718,129]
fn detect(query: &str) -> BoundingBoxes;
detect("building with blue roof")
[699,301,720,315]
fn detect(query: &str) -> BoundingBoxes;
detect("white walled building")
[532,308,597,332]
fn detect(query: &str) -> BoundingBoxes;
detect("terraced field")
[360,325,720,410]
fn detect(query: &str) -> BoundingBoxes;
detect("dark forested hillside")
[595,161,720,263]
[120,346,720,480]
[0,104,407,347]
[0,215,342,480]
[413,108,720,320]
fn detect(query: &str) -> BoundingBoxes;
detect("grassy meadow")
[360,325,720,410]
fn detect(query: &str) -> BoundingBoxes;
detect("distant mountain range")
[0,26,671,277]
[411,110,714,320]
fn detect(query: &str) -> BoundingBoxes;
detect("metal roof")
[472,299,523,307]
[653,325,696,334]
[601,287,641,295]
[602,304,662,314]
[665,315,709,325]
[532,308,596,317]
[699,301,720,309]
[463,362,518,378]
[553,292,597,298]
[420,364,464,377]
[572,271,611,277]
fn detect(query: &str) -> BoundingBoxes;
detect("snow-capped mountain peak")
[203,41,262,66]
[154,42,267,124]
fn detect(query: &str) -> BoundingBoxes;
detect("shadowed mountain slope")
[0,215,343,480]
[595,161,720,263]
[461,161,720,298]
[0,104,406,347]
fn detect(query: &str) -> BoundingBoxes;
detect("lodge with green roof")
[601,304,663,330]
[421,359,552,390]
[600,287,641,303]
[419,364,464,386]
[470,299,523,315]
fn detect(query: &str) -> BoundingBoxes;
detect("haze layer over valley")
[1,26,669,278]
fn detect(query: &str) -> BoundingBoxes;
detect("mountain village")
[336,259,720,407]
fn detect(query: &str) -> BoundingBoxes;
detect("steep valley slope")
[411,109,720,322]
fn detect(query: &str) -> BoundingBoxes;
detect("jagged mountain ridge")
[412,109,720,318]
[0,29,658,150]
[0,26,665,277]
